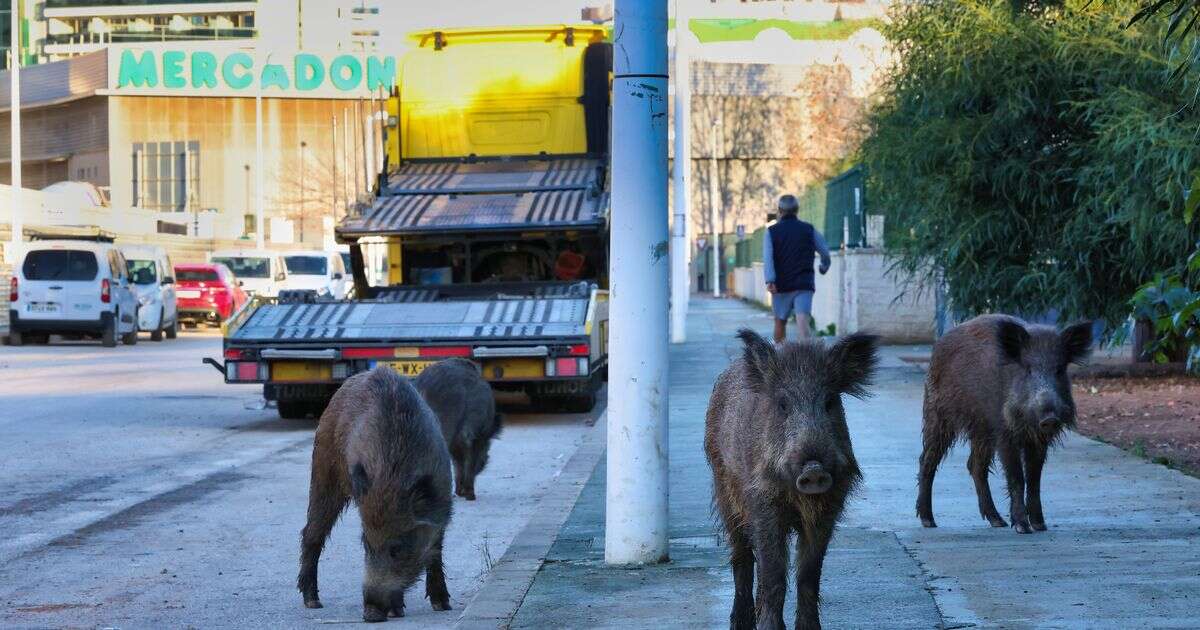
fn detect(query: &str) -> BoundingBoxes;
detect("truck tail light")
[100,278,111,303]
[568,343,590,356]
[419,346,471,358]
[226,361,267,382]
[554,357,579,377]
[9,276,16,303]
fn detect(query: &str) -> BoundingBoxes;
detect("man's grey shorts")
[772,290,814,320]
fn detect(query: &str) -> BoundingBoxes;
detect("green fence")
[823,165,867,248]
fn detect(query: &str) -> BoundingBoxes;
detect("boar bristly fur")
[414,357,502,501]
[297,366,454,622]
[916,315,1092,534]
[706,329,879,630]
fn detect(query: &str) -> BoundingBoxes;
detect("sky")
[377,1,604,40]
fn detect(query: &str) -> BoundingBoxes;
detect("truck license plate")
[377,360,434,376]
[27,302,60,314]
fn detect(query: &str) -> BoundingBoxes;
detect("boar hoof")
[464,491,476,501]
[303,599,323,609]
[919,517,937,528]
[986,516,1008,528]
[1031,521,1047,532]
[388,606,405,618]
[431,598,453,612]
[363,605,389,623]
[1012,520,1033,535]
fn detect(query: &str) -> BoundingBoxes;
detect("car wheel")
[8,330,23,346]
[151,308,164,342]
[165,316,177,339]
[30,333,50,345]
[122,311,138,346]
[277,399,311,420]
[102,313,118,347]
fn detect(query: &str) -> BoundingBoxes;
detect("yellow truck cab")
[213,25,612,419]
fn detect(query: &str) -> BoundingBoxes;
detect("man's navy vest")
[769,215,816,292]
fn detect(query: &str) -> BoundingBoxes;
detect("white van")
[10,238,139,347]
[120,245,178,341]
[207,249,287,298]
[279,251,348,298]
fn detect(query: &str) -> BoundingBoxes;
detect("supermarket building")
[0,42,394,243]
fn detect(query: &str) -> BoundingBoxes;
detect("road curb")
[454,410,607,630]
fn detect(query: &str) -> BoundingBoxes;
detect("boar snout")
[795,461,833,495]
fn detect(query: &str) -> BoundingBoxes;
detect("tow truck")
[207,24,612,419]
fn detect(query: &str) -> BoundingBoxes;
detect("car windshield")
[284,256,327,276]
[176,269,220,282]
[22,250,98,281]
[212,257,269,278]
[127,259,157,284]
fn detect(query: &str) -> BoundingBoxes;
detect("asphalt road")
[0,330,600,628]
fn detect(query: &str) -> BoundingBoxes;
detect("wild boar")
[297,366,454,622]
[414,358,502,501]
[916,315,1092,534]
[705,329,879,630]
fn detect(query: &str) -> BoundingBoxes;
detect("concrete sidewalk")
[503,296,1200,629]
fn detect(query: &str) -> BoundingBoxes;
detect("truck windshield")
[127,259,157,284]
[212,257,270,278]
[284,256,327,276]
[22,250,98,281]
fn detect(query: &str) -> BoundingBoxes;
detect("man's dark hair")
[778,194,799,216]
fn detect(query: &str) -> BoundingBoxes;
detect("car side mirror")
[163,276,174,285]
[275,272,286,281]
[238,280,245,287]
[332,272,343,280]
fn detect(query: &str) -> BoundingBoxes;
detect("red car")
[174,263,248,326]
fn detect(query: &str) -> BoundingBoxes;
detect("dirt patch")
[1073,376,1200,476]
[13,603,95,613]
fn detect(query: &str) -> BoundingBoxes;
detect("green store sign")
[113,49,396,95]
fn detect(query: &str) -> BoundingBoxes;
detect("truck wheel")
[307,398,330,419]
[563,391,597,413]
[151,308,164,341]
[102,314,118,347]
[8,330,23,346]
[278,399,310,420]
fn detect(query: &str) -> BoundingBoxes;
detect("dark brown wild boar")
[916,315,1092,534]
[297,366,454,622]
[414,358,502,501]
[706,329,879,630]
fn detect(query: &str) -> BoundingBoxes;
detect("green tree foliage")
[861,0,1199,328]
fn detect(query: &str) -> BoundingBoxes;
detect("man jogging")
[763,194,832,342]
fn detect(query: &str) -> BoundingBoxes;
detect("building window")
[132,141,199,212]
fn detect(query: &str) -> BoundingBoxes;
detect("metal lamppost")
[7,4,22,263]
[299,140,307,243]
[244,164,251,239]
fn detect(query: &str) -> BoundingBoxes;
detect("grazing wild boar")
[706,329,879,630]
[916,315,1092,534]
[297,366,454,622]
[414,358,502,501]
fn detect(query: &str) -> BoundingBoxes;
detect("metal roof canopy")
[337,155,608,240]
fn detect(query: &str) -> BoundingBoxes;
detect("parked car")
[121,245,178,341]
[280,251,349,298]
[207,249,287,298]
[174,263,248,327]
[9,237,139,347]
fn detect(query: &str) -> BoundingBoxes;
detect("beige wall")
[108,95,378,245]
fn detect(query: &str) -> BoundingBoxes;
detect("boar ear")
[827,332,879,399]
[996,319,1029,364]
[736,328,776,387]
[350,462,372,499]
[1061,321,1093,365]
[408,475,448,527]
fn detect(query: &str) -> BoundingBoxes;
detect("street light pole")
[254,49,266,249]
[709,112,721,298]
[299,140,307,243]
[670,0,691,344]
[7,16,22,263]
[605,0,670,566]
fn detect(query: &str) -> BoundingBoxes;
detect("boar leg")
[450,444,468,499]
[459,447,477,501]
[1022,441,1048,531]
[794,522,833,630]
[726,523,756,629]
[750,512,788,630]
[916,414,953,528]
[297,458,349,608]
[425,533,452,611]
[998,442,1032,534]
[967,438,1006,528]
